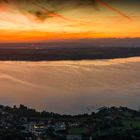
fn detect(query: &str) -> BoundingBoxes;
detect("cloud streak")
[96,0,131,20]
[0,0,136,22]
[0,0,140,40]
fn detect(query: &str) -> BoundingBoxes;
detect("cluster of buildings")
[21,118,86,140]
[0,105,139,140]
[0,106,86,140]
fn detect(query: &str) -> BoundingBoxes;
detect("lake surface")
[0,57,140,114]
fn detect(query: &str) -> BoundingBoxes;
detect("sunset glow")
[0,0,140,42]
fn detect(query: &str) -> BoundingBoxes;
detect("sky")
[0,0,140,42]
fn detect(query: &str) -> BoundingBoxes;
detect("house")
[66,134,82,140]
[68,122,80,127]
[54,122,66,131]
[28,122,47,136]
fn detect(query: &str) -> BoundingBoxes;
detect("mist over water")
[0,57,140,114]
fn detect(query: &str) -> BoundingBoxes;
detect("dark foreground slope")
[0,105,140,140]
[0,45,140,61]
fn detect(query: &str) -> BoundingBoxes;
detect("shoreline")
[0,46,139,61]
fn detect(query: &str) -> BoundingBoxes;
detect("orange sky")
[0,0,140,42]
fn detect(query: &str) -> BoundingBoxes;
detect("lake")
[0,57,140,114]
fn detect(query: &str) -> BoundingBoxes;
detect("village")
[0,105,140,140]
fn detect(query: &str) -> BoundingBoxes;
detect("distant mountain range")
[0,38,140,61]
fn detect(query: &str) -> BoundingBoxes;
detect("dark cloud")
[0,0,139,21]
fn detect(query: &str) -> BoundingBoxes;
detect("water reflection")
[0,57,140,114]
